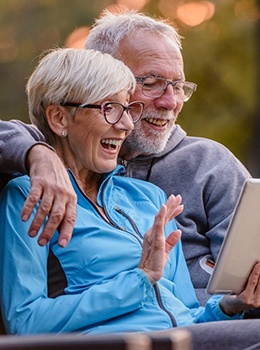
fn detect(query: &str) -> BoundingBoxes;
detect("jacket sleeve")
[0,119,52,174]
[0,177,153,335]
[164,225,244,323]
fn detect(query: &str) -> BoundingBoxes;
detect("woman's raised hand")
[138,194,183,284]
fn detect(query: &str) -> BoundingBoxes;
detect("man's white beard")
[123,110,175,156]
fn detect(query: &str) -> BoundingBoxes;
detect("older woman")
[0,48,259,335]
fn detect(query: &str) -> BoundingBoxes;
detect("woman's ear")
[46,105,68,137]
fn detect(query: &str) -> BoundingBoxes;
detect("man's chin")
[124,137,167,156]
[122,121,173,156]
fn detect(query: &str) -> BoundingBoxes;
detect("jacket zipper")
[114,206,143,240]
[154,283,177,327]
[114,206,177,328]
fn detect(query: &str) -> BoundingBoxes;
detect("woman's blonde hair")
[26,47,136,143]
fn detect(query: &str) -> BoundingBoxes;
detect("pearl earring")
[61,130,67,137]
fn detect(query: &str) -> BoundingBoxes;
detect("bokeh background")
[0,0,259,175]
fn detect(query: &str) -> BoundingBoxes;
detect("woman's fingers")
[165,230,182,252]
[164,194,183,222]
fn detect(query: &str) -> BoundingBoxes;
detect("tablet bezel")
[206,178,260,295]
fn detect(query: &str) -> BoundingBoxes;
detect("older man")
[87,11,252,304]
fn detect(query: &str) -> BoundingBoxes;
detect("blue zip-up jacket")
[0,165,241,335]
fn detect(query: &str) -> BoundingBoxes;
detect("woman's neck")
[72,171,101,203]
[54,144,102,203]
[72,170,109,221]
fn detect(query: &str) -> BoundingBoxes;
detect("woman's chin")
[99,160,118,174]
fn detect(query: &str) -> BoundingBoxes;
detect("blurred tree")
[179,0,257,173]
[247,0,260,176]
[0,0,113,121]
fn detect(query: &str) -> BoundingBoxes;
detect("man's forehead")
[119,32,182,64]
[120,30,180,52]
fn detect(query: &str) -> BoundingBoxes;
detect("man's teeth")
[145,118,167,126]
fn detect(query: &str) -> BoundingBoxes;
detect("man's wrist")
[219,295,243,317]
[26,143,56,174]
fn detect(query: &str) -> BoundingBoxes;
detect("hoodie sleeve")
[165,226,244,323]
[0,119,52,174]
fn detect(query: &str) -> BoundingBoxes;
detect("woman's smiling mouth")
[101,139,123,150]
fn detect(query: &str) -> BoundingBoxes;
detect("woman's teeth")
[101,139,122,149]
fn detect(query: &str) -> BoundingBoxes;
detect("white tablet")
[206,178,260,295]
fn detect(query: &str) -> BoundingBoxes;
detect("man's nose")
[154,83,178,110]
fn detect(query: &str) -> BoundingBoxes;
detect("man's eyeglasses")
[60,101,144,125]
[135,76,197,102]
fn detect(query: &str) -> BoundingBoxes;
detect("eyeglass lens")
[141,77,195,101]
[103,102,143,124]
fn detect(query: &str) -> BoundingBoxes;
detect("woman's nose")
[113,110,134,132]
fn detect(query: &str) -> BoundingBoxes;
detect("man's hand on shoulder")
[22,144,77,247]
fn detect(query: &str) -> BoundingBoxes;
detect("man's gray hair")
[86,10,182,58]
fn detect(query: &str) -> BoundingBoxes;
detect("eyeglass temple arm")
[61,102,102,109]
